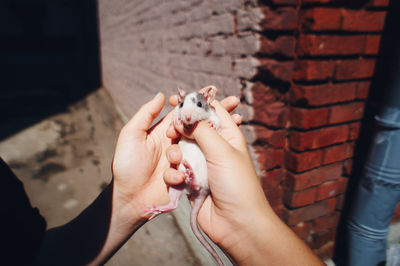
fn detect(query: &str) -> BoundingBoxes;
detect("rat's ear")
[203,85,217,104]
[177,88,186,103]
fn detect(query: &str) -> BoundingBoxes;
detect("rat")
[145,86,224,266]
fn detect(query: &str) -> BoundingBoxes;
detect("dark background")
[0,0,101,140]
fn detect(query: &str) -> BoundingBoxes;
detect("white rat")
[145,86,224,266]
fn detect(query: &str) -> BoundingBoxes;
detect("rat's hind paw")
[143,203,178,220]
[143,205,162,220]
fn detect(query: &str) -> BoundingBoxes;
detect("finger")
[169,94,179,107]
[231,114,242,125]
[212,100,242,130]
[163,168,185,185]
[166,144,182,165]
[220,96,240,113]
[166,122,181,139]
[124,93,165,138]
[192,121,234,158]
[211,101,247,152]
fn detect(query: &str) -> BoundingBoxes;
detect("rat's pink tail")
[191,196,224,266]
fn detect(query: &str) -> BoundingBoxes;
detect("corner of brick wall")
[250,0,390,260]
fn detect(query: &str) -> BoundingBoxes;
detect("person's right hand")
[164,98,323,266]
[165,97,275,262]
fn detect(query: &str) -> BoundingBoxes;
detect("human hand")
[165,97,273,260]
[164,97,323,265]
[111,93,175,225]
[111,91,242,226]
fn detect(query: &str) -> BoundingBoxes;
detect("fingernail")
[174,171,185,181]
[167,150,178,162]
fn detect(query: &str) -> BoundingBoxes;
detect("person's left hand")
[111,91,240,225]
[111,93,173,223]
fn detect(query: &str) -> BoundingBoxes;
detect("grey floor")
[0,88,199,266]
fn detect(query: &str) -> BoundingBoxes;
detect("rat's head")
[177,86,216,126]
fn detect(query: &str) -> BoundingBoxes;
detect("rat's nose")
[185,114,191,122]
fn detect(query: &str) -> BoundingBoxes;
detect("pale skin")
[164,93,324,265]
[34,92,241,265]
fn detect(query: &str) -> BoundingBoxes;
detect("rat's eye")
[197,102,202,108]
[179,102,184,108]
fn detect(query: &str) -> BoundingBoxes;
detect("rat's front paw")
[207,120,217,129]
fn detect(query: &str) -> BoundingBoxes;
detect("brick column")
[252,0,390,259]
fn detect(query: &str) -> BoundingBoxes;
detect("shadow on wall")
[0,0,101,141]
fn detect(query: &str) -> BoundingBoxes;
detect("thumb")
[124,93,165,139]
[192,121,234,159]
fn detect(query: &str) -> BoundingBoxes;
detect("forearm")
[223,208,324,266]
[34,182,146,266]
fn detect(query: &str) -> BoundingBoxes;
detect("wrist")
[221,209,272,265]
[224,207,323,266]
[108,181,147,233]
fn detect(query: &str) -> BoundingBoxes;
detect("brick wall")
[99,0,392,260]
[251,0,390,259]
[98,0,262,119]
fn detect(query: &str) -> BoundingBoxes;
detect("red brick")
[297,35,365,56]
[328,102,365,124]
[356,81,371,99]
[391,203,400,223]
[336,194,346,210]
[261,7,298,30]
[316,178,348,201]
[291,82,358,106]
[367,0,390,7]
[256,147,284,170]
[284,198,337,225]
[284,187,317,208]
[251,82,288,127]
[349,122,361,140]
[251,82,289,108]
[300,8,342,31]
[253,101,289,128]
[310,230,336,249]
[262,169,283,189]
[314,241,335,260]
[302,0,332,3]
[341,10,386,32]
[253,125,286,148]
[293,60,335,81]
[251,82,276,104]
[365,35,382,55]
[265,185,283,207]
[286,150,323,172]
[322,143,353,165]
[314,212,341,234]
[289,125,349,151]
[291,222,313,240]
[290,107,329,130]
[343,159,353,177]
[286,163,343,191]
[260,36,295,58]
[335,59,376,81]
[270,0,298,4]
[272,204,285,219]
[259,59,294,83]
